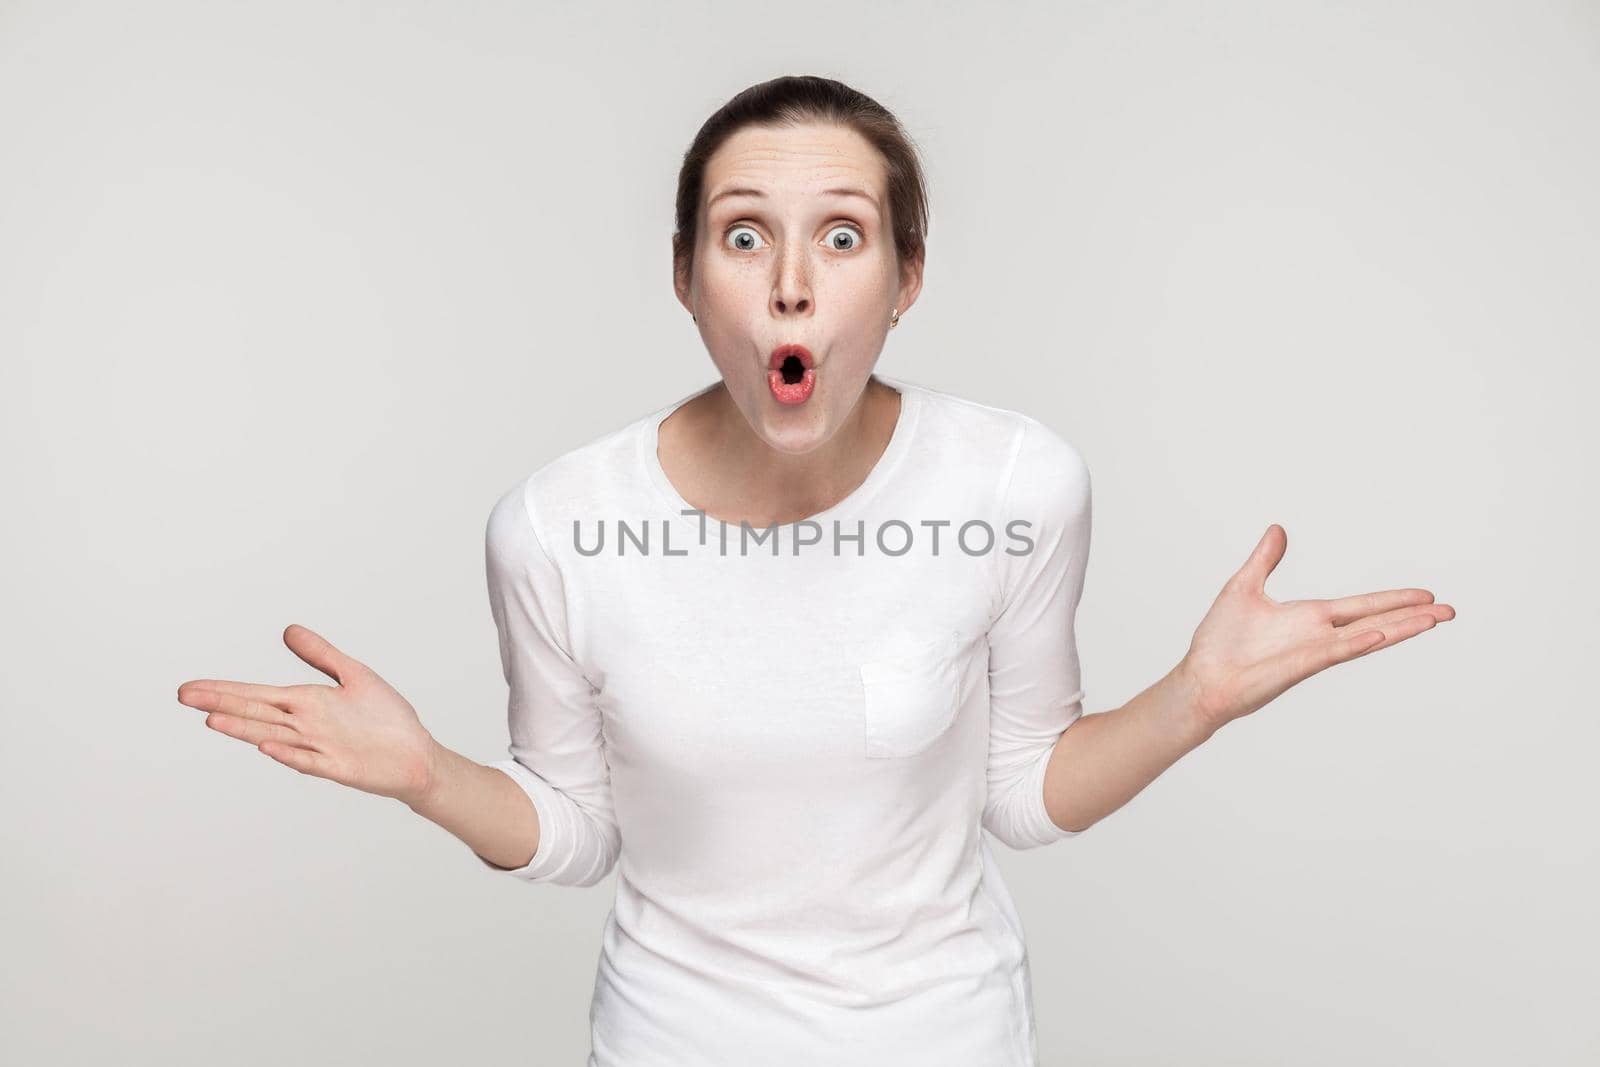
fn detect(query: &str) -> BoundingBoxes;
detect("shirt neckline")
[637,372,925,533]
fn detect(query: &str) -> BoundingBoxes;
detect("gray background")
[2,0,1595,1063]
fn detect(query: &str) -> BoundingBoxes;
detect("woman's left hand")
[1177,525,1455,737]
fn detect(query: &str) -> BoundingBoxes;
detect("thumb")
[283,624,365,686]
[1234,524,1286,596]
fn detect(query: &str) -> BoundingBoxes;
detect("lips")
[767,343,816,405]
[768,344,814,371]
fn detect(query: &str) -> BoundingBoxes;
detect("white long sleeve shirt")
[480,373,1093,1066]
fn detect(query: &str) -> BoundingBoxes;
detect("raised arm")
[175,620,543,872]
[173,477,620,885]
[1028,500,1454,837]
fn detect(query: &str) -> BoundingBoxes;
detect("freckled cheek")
[826,283,885,322]
[697,276,763,316]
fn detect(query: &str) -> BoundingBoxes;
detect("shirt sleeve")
[479,479,621,886]
[982,416,1094,849]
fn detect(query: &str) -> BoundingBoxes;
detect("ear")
[672,237,692,315]
[895,252,925,318]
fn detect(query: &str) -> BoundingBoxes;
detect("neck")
[671,375,900,528]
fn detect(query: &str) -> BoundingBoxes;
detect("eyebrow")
[707,185,880,213]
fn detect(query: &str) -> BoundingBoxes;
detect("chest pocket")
[858,631,963,759]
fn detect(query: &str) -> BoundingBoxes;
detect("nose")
[770,243,812,317]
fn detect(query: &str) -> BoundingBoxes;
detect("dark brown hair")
[672,75,930,288]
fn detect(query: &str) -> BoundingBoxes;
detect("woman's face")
[674,121,922,455]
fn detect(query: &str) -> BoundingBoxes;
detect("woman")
[176,75,1455,1065]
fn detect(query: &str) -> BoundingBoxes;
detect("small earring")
[889,307,900,329]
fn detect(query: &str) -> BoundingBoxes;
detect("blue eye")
[825,224,862,251]
[725,226,763,252]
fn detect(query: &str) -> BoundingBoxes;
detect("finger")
[258,740,340,779]
[204,710,313,750]
[283,624,366,686]
[1358,611,1442,654]
[180,686,295,728]
[1314,611,1442,672]
[1235,524,1286,597]
[1336,601,1455,636]
[177,679,312,713]
[1320,588,1438,627]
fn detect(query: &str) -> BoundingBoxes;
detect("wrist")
[1168,656,1224,746]
[405,736,453,815]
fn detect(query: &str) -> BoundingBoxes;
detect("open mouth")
[767,344,816,405]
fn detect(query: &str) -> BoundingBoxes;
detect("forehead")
[702,122,886,204]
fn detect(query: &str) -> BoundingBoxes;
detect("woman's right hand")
[177,624,441,807]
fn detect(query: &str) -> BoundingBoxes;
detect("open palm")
[176,624,438,805]
[1181,525,1455,734]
